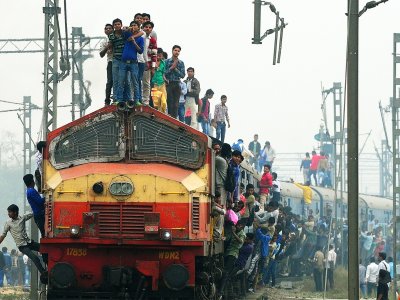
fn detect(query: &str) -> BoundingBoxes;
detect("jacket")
[184,77,201,101]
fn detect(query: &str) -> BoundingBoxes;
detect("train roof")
[281,181,394,210]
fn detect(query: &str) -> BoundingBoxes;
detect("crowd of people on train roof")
[100,13,230,142]
[212,137,395,300]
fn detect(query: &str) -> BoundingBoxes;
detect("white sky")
[0,0,399,157]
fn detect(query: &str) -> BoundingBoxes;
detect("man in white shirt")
[326,244,337,289]
[377,252,391,288]
[0,204,47,283]
[265,141,276,166]
[366,256,379,298]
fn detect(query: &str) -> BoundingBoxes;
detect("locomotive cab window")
[49,113,124,169]
[128,113,206,170]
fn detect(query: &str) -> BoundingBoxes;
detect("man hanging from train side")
[0,205,48,283]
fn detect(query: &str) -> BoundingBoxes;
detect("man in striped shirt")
[108,18,130,102]
[214,95,230,142]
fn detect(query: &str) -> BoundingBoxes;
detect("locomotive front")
[40,105,216,299]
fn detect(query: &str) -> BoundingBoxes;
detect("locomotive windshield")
[129,114,206,170]
[50,113,124,169]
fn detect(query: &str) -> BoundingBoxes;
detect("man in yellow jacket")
[291,178,312,205]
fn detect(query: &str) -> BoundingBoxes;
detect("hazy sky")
[1,0,399,157]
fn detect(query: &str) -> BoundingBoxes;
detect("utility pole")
[347,0,359,299]
[391,32,400,300]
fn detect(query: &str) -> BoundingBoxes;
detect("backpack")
[380,263,392,284]
[224,163,236,193]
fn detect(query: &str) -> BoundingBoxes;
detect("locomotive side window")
[50,113,124,169]
[129,115,206,170]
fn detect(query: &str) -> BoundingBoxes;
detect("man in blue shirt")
[23,174,45,237]
[116,21,144,105]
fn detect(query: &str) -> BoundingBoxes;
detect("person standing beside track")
[0,205,47,283]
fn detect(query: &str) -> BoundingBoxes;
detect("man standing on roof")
[309,150,321,186]
[165,45,186,118]
[248,134,261,169]
[100,23,114,105]
[184,67,201,129]
[264,141,276,166]
[214,95,230,142]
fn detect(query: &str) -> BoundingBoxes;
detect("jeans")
[367,282,377,298]
[219,255,236,295]
[117,61,139,102]
[216,121,226,142]
[105,60,113,103]
[166,81,181,118]
[313,268,323,291]
[34,213,45,238]
[360,283,367,298]
[178,103,185,122]
[138,62,145,101]
[24,264,30,287]
[0,269,3,287]
[18,241,46,274]
[201,119,210,135]
[263,259,277,286]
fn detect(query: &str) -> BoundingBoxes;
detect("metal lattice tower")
[391,32,400,297]
[332,82,345,203]
[42,0,60,135]
[380,139,392,197]
[23,96,32,213]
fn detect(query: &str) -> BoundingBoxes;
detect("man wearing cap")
[198,89,214,135]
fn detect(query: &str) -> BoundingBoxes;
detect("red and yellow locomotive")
[41,105,222,299]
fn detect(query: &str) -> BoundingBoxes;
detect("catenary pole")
[347,0,359,299]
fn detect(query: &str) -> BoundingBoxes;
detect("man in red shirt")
[309,151,321,186]
[259,164,272,210]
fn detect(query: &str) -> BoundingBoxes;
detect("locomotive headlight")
[70,225,80,238]
[160,229,172,241]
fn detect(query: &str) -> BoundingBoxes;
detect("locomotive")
[40,104,230,299]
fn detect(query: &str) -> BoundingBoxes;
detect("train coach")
[279,181,393,231]
[40,104,224,299]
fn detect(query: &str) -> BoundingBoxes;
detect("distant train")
[279,181,393,233]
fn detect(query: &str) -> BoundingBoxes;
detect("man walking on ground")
[0,205,47,283]
[214,95,230,142]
